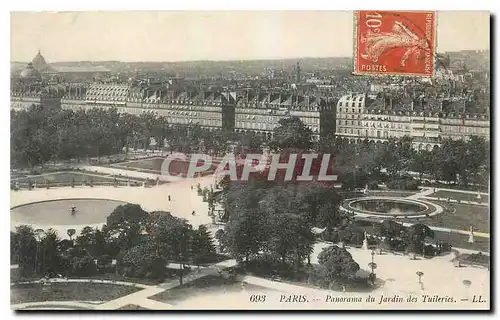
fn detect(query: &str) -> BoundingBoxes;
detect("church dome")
[32,50,47,70]
[20,62,42,82]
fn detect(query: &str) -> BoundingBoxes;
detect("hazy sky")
[11,11,490,62]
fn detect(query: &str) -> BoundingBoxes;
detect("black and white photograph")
[9,10,491,311]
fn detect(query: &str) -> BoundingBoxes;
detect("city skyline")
[11,11,490,63]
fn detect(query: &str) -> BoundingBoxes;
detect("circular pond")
[351,199,426,214]
[11,199,128,226]
[346,197,435,218]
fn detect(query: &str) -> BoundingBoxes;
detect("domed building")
[13,50,111,82]
[32,50,48,71]
[19,62,42,85]
[11,56,63,111]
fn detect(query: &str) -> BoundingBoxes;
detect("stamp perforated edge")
[352,10,438,78]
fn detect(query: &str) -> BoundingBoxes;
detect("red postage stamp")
[354,10,436,76]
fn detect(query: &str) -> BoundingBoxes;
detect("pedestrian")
[168,195,171,201]
[192,210,196,216]
[191,185,193,190]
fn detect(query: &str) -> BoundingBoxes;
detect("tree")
[411,150,433,182]
[10,107,142,170]
[105,204,148,251]
[373,220,406,240]
[437,139,464,184]
[141,211,194,283]
[317,245,360,288]
[120,242,167,279]
[141,211,193,271]
[70,256,98,277]
[191,225,217,266]
[341,170,370,191]
[38,229,63,277]
[465,136,488,188]
[75,226,106,257]
[260,186,315,267]
[222,183,270,262]
[269,117,313,152]
[214,229,226,252]
[317,133,336,153]
[58,239,74,253]
[396,136,415,174]
[67,228,76,240]
[297,182,344,231]
[403,223,435,259]
[11,225,38,276]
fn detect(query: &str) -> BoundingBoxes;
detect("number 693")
[249,295,266,303]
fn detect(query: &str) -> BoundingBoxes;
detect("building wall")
[11,88,489,147]
[335,93,490,149]
[11,96,42,111]
[11,96,61,111]
[235,94,336,140]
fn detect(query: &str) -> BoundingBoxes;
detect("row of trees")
[10,105,265,170]
[266,117,490,189]
[321,219,444,258]
[11,105,489,189]
[11,204,216,280]
[330,135,489,189]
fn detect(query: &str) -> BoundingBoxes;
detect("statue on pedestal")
[362,231,369,250]
[468,225,475,244]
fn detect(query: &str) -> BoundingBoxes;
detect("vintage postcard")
[10,11,490,311]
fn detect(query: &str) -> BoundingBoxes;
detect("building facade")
[335,93,490,150]
[57,83,236,131]
[235,91,336,140]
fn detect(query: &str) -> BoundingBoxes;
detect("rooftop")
[50,66,111,73]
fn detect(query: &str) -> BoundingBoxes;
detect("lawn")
[432,230,490,253]
[111,157,219,176]
[352,215,490,253]
[79,273,165,286]
[10,282,141,304]
[111,157,165,172]
[428,190,489,204]
[366,191,417,198]
[395,201,490,234]
[149,275,269,305]
[455,252,490,268]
